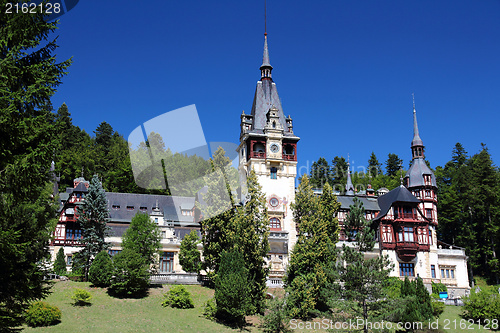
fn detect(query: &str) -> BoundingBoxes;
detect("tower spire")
[345,155,355,196]
[260,1,273,81]
[411,93,424,159]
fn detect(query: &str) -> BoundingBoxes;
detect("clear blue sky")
[51,0,500,176]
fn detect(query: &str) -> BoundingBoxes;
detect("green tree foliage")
[385,153,403,177]
[122,212,160,270]
[368,152,382,177]
[436,143,500,284]
[398,277,433,325]
[214,249,250,326]
[109,248,149,297]
[328,245,393,333]
[53,248,67,276]
[88,250,113,287]
[0,3,71,329]
[309,157,331,189]
[232,169,270,314]
[200,147,236,278]
[330,156,347,191]
[284,178,340,318]
[260,297,292,333]
[71,251,85,277]
[179,230,201,273]
[462,288,500,322]
[77,175,110,280]
[343,197,375,251]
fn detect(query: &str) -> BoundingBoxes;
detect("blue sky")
[51,0,500,176]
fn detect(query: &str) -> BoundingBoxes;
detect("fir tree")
[77,175,110,281]
[368,152,383,177]
[122,212,160,271]
[343,197,375,251]
[179,230,201,273]
[0,3,71,328]
[385,153,403,177]
[309,157,331,188]
[214,249,250,326]
[285,178,340,318]
[232,169,270,314]
[53,248,67,276]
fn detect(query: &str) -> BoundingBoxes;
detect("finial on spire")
[411,93,424,157]
[81,166,84,178]
[345,155,355,196]
[264,0,267,36]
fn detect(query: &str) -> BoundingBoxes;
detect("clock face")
[270,143,280,153]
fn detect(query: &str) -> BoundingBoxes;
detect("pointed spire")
[345,155,355,196]
[260,34,273,80]
[411,93,423,147]
[411,93,425,159]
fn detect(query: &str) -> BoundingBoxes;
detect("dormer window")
[127,206,134,211]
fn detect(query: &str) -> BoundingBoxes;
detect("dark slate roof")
[73,182,88,193]
[108,224,129,238]
[373,186,420,221]
[174,227,201,240]
[250,80,289,132]
[405,158,437,188]
[106,192,196,225]
[337,196,380,211]
[412,109,423,147]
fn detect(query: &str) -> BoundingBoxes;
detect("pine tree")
[309,157,331,188]
[368,152,382,177]
[77,175,110,280]
[385,153,403,177]
[179,230,201,273]
[232,170,270,314]
[122,212,160,270]
[53,248,67,276]
[0,3,71,328]
[343,197,375,251]
[331,156,347,190]
[285,178,340,318]
[214,249,250,326]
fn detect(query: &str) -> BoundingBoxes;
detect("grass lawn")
[22,280,258,333]
[435,305,493,333]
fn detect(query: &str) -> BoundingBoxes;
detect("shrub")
[109,248,149,297]
[53,247,67,276]
[462,289,500,322]
[71,251,85,278]
[25,301,61,327]
[431,282,447,294]
[162,285,194,309]
[88,250,113,287]
[71,288,92,306]
[202,298,217,320]
[431,300,445,317]
[260,297,292,333]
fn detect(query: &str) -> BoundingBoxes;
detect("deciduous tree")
[179,230,201,273]
[122,212,160,270]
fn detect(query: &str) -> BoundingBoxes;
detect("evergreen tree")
[199,147,236,279]
[232,170,270,314]
[309,157,331,188]
[285,178,340,318]
[53,248,67,276]
[109,248,149,297]
[122,212,160,271]
[88,250,113,287]
[77,175,110,280]
[331,156,347,191]
[367,152,382,177]
[179,230,201,273]
[0,3,71,329]
[214,249,250,326]
[385,153,403,177]
[343,197,375,251]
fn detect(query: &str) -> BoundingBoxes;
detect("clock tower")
[238,33,300,275]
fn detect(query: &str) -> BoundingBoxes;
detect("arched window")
[270,217,281,230]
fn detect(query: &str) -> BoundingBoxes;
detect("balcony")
[250,151,266,159]
[269,231,288,240]
[282,153,296,161]
[394,212,418,221]
[395,241,419,261]
[52,238,83,247]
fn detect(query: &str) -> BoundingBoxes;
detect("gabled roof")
[337,196,380,211]
[373,185,420,221]
[73,182,88,193]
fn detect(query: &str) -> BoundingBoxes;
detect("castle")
[50,31,470,295]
